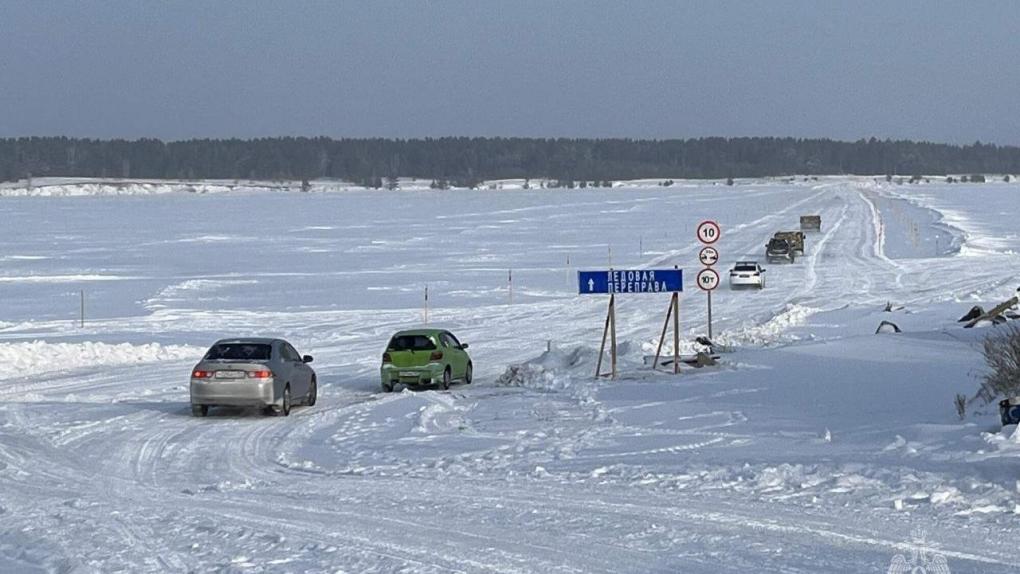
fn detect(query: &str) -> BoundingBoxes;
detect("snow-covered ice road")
[2,178,1020,572]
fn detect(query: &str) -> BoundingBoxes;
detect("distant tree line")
[2,136,1019,186]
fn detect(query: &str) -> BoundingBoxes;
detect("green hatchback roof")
[391,329,445,337]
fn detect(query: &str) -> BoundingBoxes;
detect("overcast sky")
[1,1,1017,144]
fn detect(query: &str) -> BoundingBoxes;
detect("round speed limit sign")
[696,220,721,244]
[696,268,720,291]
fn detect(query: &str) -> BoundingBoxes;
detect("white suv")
[729,261,766,289]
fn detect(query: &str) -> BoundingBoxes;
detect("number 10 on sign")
[697,220,720,244]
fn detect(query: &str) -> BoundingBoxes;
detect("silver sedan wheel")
[280,386,291,416]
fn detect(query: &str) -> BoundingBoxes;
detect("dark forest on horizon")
[2,136,1018,187]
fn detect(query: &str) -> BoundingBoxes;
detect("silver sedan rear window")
[204,344,272,361]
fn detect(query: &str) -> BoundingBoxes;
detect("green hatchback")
[381,329,472,392]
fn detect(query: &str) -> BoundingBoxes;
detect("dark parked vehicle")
[773,231,805,255]
[1000,397,1020,426]
[800,215,822,231]
[766,238,795,263]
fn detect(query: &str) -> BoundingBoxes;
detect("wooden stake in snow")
[595,294,617,379]
[424,284,429,326]
[964,296,1019,328]
[653,291,681,375]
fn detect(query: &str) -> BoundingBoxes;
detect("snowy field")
[1,177,1020,572]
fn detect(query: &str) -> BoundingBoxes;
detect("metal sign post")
[696,221,721,342]
[579,268,684,378]
[696,268,720,338]
[708,291,713,339]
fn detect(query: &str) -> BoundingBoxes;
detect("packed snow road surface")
[1,178,1019,572]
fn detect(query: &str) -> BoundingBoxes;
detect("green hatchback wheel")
[465,363,473,384]
[440,368,451,390]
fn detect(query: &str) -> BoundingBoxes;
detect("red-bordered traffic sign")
[696,220,721,244]
[696,268,720,291]
[698,246,719,266]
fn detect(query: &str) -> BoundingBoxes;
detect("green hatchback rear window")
[388,335,436,351]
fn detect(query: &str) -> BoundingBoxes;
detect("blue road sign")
[578,269,683,295]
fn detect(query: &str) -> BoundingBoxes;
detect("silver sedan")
[189,338,317,417]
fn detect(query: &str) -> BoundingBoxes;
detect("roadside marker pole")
[424,284,429,326]
[80,289,85,328]
[508,269,513,305]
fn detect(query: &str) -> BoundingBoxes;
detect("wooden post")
[609,294,617,379]
[673,292,680,374]
[652,292,681,374]
[653,296,672,370]
[508,269,513,305]
[595,295,611,378]
[424,285,429,326]
[595,294,617,379]
[965,296,1019,328]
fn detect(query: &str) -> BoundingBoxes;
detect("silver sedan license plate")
[216,371,245,379]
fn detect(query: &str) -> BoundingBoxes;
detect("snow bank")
[717,303,819,347]
[0,182,237,197]
[0,174,878,197]
[496,345,592,393]
[0,341,203,380]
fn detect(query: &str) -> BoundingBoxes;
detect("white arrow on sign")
[588,278,595,292]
